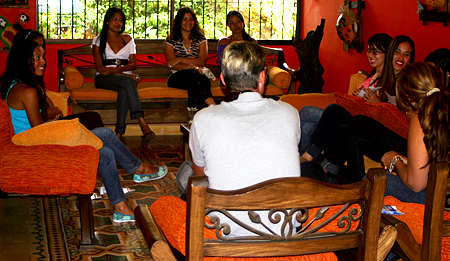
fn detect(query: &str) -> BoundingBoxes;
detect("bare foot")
[135,163,158,175]
[301,152,314,162]
[114,201,134,216]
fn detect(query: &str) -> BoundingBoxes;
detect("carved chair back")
[382,162,450,261]
[186,169,387,260]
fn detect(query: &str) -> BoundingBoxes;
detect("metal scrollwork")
[265,55,278,66]
[205,203,364,241]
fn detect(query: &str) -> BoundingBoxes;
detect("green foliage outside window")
[38,0,297,40]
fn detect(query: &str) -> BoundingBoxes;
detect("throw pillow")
[335,93,371,117]
[64,66,84,91]
[12,118,103,149]
[45,90,70,116]
[366,102,410,139]
[267,65,291,89]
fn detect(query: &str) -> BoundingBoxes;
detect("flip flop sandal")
[91,193,102,200]
[141,131,155,141]
[99,187,136,196]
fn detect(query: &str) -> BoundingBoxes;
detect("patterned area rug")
[57,135,184,260]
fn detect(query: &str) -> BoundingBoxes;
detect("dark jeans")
[62,111,104,130]
[95,73,144,134]
[302,104,353,159]
[323,115,407,184]
[168,69,212,108]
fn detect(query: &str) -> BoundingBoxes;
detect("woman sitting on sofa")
[300,35,415,167]
[0,40,168,222]
[217,11,256,65]
[92,7,154,141]
[164,7,216,110]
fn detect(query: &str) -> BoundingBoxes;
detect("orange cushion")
[279,93,337,111]
[336,94,410,139]
[383,196,450,260]
[365,103,410,139]
[150,196,337,260]
[335,93,371,118]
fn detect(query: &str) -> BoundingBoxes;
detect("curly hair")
[0,40,48,120]
[379,35,415,102]
[396,62,450,166]
[168,7,205,41]
[98,7,126,61]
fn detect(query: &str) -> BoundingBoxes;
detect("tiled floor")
[0,134,184,261]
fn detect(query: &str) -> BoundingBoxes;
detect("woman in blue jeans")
[1,40,168,223]
[92,7,154,141]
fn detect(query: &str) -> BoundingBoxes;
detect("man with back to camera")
[189,41,301,236]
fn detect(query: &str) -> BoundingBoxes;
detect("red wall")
[3,0,449,94]
[302,0,450,94]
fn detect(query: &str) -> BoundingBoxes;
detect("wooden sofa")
[58,40,292,125]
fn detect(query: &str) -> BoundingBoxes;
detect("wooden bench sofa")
[58,40,292,125]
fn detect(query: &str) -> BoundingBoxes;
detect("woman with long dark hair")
[217,11,256,65]
[1,40,168,222]
[164,7,216,110]
[92,7,154,141]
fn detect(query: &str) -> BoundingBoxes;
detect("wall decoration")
[0,0,29,7]
[336,0,365,52]
[419,0,449,26]
[0,16,15,51]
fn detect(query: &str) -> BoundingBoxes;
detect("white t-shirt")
[91,34,136,74]
[189,91,301,236]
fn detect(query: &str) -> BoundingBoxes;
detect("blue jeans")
[385,173,426,204]
[91,127,142,205]
[95,73,144,134]
[299,106,324,153]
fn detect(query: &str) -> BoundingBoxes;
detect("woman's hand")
[47,106,63,121]
[353,86,363,96]
[98,67,117,75]
[381,151,408,170]
[362,88,381,103]
[167,57,186,69]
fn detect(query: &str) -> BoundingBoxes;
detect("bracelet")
[389,155,404,174]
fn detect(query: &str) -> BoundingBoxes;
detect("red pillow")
[335,93,371,117]
[366,102,410,139]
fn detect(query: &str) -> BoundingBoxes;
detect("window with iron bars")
[37,0,298,40]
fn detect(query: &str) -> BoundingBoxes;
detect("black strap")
[102,59,129,66]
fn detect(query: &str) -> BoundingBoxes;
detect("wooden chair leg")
[78,194,95,249]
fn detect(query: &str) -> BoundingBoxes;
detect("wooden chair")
[381,162,450,261]
[136,169,388,260]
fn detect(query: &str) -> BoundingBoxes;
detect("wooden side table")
[180,123,191,161]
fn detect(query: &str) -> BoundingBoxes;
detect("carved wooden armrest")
[134,205,177,261]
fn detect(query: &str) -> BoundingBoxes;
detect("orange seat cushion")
[383,196,450,260]
[150,196,338,261]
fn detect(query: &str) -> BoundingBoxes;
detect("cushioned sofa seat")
[68,67,287,102]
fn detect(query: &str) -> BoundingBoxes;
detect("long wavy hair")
[379,35,415,102]
[0,40,49,120]
[168,7,205,41]
[396,62,450,167]
[13,29,46,49]
[366,33,392,79]
[425,48,450,88]
[98,7,126,61]
[226,11,253,42]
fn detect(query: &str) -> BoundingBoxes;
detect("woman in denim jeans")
[92,7,154,142]
[1,40,168,223]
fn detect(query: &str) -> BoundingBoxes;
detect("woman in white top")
[92,7,154,141]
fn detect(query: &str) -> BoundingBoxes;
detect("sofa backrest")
[0,99,14,146]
